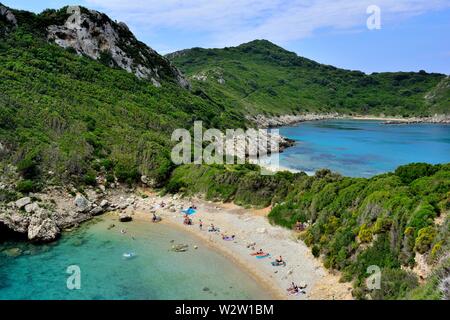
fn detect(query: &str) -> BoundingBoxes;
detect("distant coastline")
[248,113,450,128]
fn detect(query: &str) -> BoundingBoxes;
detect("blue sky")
[3,0,450,74]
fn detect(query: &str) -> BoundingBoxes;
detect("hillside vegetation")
[168,40,449,117]
[166,163,450,299]
[0,6,246,191]
[1,4,449,300]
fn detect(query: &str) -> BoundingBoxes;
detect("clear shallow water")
[269,120,450,177]
[0,215,270,300]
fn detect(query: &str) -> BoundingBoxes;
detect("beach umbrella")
[182,208,197,215]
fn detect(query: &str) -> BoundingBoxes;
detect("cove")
[0,214,272,300]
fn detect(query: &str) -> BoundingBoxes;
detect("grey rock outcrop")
[74,194,91,212]
[24,202,40,214]
[0,5,18,32]
[47,8,189,89]
[141,175,157,187]
[247,113,341,128]
[90,206,104,216]
[27,210,60,242]
[0,210,30,233]
[15,197,31,209]
[0,208,60,242]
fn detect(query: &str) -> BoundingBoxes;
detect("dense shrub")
[370,268,418,300]
[16,180,37,193]
[395,163,438,184]
[415,227,437,254]
[312,245,320,258]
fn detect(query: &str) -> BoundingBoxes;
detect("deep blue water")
[0,215,270,300]
[269,120,450,177]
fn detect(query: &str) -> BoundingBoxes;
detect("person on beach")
[295,220,304,231]
[222,234,235,241]
[251,249,264,256]
[287,282,299,294]
[184,216,192,225]
[276,256,284,264]
[199,219,203,230]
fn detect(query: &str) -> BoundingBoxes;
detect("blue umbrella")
[182,208,197,215]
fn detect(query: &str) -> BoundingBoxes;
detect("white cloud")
[86,0,450,47]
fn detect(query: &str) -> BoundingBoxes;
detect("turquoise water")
[269,120,450,177]
[0,215,271,300]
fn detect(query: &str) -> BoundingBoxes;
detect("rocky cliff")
[0,183,139,242]
[1,4,189,88]
[0,4,17,35]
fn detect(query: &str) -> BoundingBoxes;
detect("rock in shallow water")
[2,247,23,257]
[90,206,104,216]
[119,212,132,222]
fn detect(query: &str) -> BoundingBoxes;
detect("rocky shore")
[382,114,450,124]
[248,113,450,128]
[247,113,341,128]
[0,183,139,242]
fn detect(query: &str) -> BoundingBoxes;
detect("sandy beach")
[122,189,353,300]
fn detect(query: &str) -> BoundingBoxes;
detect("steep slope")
[0,4,245,189]
[1,3,188,88]
[168,40,449,117]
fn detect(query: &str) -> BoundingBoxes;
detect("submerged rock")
[171,244,189,252]
[3,247,22,258]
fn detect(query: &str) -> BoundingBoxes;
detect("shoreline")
[249,113,450,128]
[133,211,286,300]
[253,113,450,175]
[128,189,353,300]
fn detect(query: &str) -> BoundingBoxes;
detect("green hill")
[168,40,449,117]
[0,4,245,188]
